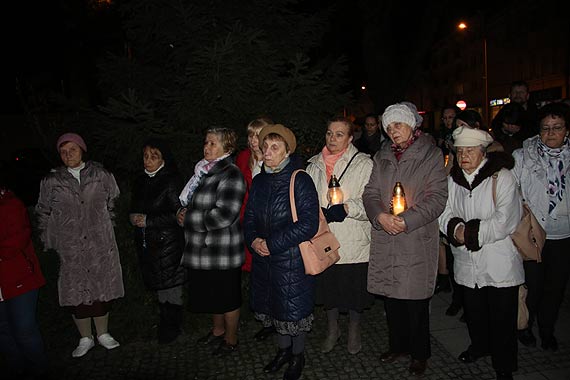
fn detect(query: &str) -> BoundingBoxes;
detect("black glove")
[326,204,347,223]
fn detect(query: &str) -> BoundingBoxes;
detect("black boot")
[283,352,305,380]
[158,302,183,344]
[264,347,292,373]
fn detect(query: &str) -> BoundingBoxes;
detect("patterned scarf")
[179,154,229,206]
[391,129,423,161]
[536,137,570,214]
[322,146,347,181]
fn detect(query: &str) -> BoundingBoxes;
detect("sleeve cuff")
[464,219,482,251]
[447,217,465,246]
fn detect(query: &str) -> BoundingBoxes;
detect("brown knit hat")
[257,124,297,153]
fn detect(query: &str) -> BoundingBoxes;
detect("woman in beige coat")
[363,104,448,376]
[306,117,373,355]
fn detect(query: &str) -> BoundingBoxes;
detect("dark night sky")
[3,0,496,113]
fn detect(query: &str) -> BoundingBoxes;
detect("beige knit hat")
[382,103,418,132]
[258,124,297,153]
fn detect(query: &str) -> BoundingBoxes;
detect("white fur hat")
[382,103,418,132]
[452,126,494,147]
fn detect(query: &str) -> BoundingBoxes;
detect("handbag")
[518,284,530,330]
[290,169,340,275]
[491,173,546,262]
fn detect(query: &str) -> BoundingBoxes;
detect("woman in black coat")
[130,138,187,344]
[244,125,320,380]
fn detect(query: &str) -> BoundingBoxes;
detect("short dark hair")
[495,103,527,126]
[142,137,175,168]
[510,80,529,92]
[537,102,570,128]
[441,105,461,115]
[454,110,484,130]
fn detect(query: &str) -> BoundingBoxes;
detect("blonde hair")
[247,117,273,169]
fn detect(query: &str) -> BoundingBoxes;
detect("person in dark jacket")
[177,128,246,356]
[0,174,48,380]
[130,138,187,344]
[244,124,320,380]
[491,103,534,155]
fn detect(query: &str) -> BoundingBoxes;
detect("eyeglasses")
[540,125,565,133]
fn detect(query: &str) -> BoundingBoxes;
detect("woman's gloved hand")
[324,204,347,223]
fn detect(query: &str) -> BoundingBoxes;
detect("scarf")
[67,162,86,184]
[391,129,423,161]
[537,137,570,214]
[179,154,229,206]
[264,157,290,174]
[322,146,347,181]
[462,158,488,186]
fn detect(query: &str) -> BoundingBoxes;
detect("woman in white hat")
[363,103,448,376]
[439,126,524,380]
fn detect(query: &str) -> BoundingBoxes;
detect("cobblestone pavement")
[46,291,570,380]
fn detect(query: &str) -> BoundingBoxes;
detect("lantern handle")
[337,152,362,184]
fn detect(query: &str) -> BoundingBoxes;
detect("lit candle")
[392,182,407,215]
[444,154,449,167]
[327,175,344,205]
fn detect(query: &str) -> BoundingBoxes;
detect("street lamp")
[458,21,488,125]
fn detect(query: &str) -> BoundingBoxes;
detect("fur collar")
[450,151,514,190]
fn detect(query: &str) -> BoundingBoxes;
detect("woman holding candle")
[439,127,523,380]
[306,116,374,355]
[363,103,448,376]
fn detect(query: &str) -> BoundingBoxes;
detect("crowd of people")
[1,83,569,380]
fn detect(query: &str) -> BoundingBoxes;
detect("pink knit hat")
[56,133,87,152]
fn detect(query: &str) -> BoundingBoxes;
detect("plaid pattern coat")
[181,157,246,270]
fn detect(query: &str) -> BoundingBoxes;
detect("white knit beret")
[381,103,418,132]
[452,126,494,147]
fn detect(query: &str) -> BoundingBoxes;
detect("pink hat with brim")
[56,133,87,152]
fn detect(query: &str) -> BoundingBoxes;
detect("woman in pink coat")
[36,133,124,358]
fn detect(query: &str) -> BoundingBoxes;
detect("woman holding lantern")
[363,103,448,376]
[306,116,374,355]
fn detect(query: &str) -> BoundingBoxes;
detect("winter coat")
[306,143,373,264]
[244,160,320,322]
[35,161,124,306]
[131,166,187,290]
[363,134,448,300]
[439,152,524,289]
[354,132,384,156]
[236,149,254,272]
[181,157,246,270]
[0,190,45,301]
[512,136,570,239]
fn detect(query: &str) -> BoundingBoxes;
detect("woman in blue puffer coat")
[244,124,319,380]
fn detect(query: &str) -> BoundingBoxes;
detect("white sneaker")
[97,333,120,350]
[72,336,95,358]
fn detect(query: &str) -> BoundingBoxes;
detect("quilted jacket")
[244,160,320,322]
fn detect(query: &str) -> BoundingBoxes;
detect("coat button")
[84,236,87,239]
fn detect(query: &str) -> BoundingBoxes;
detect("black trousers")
[523,237,570,338]
[462,285,518,373]
[384,297,430,360]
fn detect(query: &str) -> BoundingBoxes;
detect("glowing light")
[456,100,467,110]
[458,22,467,30]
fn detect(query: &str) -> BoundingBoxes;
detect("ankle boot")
[321,319,340,353]
[283,352,305,380]
[264,347,292,373]
[347,320,361,354]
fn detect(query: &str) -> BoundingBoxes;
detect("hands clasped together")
[252,238,270,256]
[377,212,407,236]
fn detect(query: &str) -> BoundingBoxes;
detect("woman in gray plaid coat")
[177,128,246,356]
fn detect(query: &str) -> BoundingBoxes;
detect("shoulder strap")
[289,169,304,223]
[337,152,361,183]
